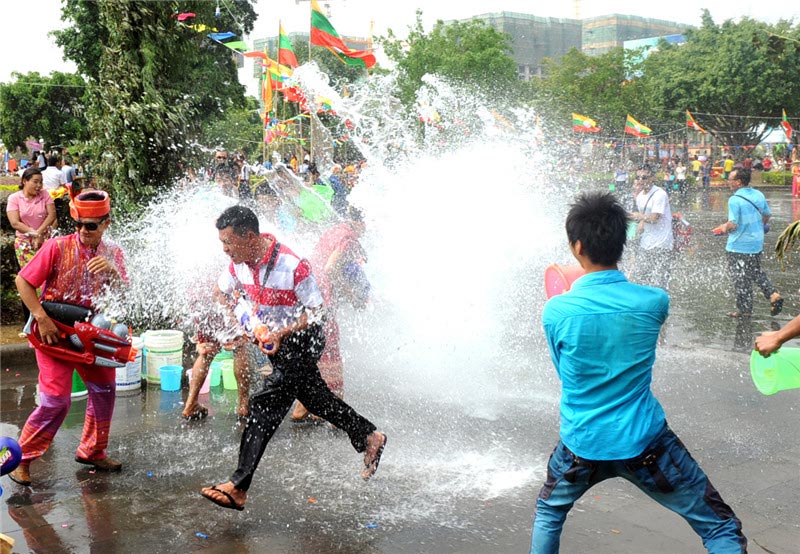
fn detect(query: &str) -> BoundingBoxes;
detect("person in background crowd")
[61,157,77,186]
[6,168,56,268]
[630,164,674,291]
[715,167,783,318]
[291,207,371,421]
[9,190,128,486]
[41,155,66,192]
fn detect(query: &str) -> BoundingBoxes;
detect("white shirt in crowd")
[41,166,66,191]
[635,185,673,251]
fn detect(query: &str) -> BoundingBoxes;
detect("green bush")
[761,171,793,186]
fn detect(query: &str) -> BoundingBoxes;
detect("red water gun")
[23,302,137,368]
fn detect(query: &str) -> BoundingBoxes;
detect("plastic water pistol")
[232,292,275,353]
[712,224,726,236]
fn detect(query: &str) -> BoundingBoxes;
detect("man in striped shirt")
[201,206,386,511]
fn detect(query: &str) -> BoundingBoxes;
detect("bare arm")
[16,274,59,345]
[755,314,800,357]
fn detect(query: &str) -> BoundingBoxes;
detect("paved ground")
[1,189,799,553]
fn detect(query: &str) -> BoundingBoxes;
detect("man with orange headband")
[9,189,128,486]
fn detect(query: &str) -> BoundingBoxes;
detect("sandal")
[200,486,245,511]
[770,297,784,316]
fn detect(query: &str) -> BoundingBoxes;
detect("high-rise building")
[582,14,689,56]
[460,12,582,79]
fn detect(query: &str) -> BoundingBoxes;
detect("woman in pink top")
[6,167,56,268]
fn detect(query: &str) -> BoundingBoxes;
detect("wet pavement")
[2,188,800,553]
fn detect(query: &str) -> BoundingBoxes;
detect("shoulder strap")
[732,192,762,215]
[260,241,281,286]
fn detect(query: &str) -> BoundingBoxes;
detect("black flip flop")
[201,486,245,511]
[771,297,784,316]
[362,433,387,481]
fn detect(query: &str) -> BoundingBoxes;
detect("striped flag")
[279,22,299,68]
[310,0,376,68]
[782,109,793,142]
[685,110,707,134]
[572,113,601,133]
[624,114,651,137]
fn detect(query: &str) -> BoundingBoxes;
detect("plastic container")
[221,359,237,390]
[209,360,223,387]
[71,370,88,399]
[187,368,211,395]
[627,221,638,239]
[144,330,184,384]
[544,264,586,299]
[159,365,182,392]
[116,336,143,392]
[750,348,800,395]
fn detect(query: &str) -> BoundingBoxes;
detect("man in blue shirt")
[531,192,746,554]
[717,167,782,318]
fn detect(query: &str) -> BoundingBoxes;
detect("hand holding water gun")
[232,292,276,354]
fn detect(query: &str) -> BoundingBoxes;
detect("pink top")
[6,189,54,238]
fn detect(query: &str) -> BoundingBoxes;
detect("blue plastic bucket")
[159,365,182,392]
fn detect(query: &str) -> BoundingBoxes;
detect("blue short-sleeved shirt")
[726,188,770,254]
[542,270,668,460]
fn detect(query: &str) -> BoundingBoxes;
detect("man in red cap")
[9,189,128,486]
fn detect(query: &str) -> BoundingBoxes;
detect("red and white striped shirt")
[217,234,323,330]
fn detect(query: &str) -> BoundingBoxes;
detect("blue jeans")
[531,426,747,553]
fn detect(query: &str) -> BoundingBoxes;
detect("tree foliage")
[641,11,800,147]
[202,96,263,157]
[381,10,519,108]
[528,47,653,136]
[53,0,257,212]
[0,71,89,150]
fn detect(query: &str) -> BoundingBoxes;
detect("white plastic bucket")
[116,336,143,392]
[144,330,184,384]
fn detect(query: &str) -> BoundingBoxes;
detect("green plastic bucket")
[750,348,800,395]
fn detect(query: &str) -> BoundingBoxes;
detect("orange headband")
[69,189,111,219]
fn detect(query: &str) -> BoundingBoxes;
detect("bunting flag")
[685,110,708,134]
[624,114,651,137]
[208,32,236,41]
[782,109,793,142]
[310,0,376,68]
[572,113,601,133]
[263,67,273,115]
[279,22,299,68]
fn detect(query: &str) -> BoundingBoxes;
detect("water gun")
[712,224,726,236]
[23,302,137,368]
[231,292,274,354]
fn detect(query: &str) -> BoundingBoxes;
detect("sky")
[1,0,798,84]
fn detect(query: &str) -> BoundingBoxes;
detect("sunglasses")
[74,219,106,231]
[216,156,228,161]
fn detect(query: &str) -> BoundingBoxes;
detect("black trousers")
[230,323,376,491]
[727,251,776,315]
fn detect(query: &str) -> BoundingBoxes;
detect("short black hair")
[731,167,751,186]
[565,192,627,266]
[636,164,654,175]
[216,205,259,236]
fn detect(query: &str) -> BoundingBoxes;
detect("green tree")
[528,47,654,137]
[641,12,800,148]
[203,96,264,157]
[0,71,89,150]
[53,0,257,211]
[381,11,519,108]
